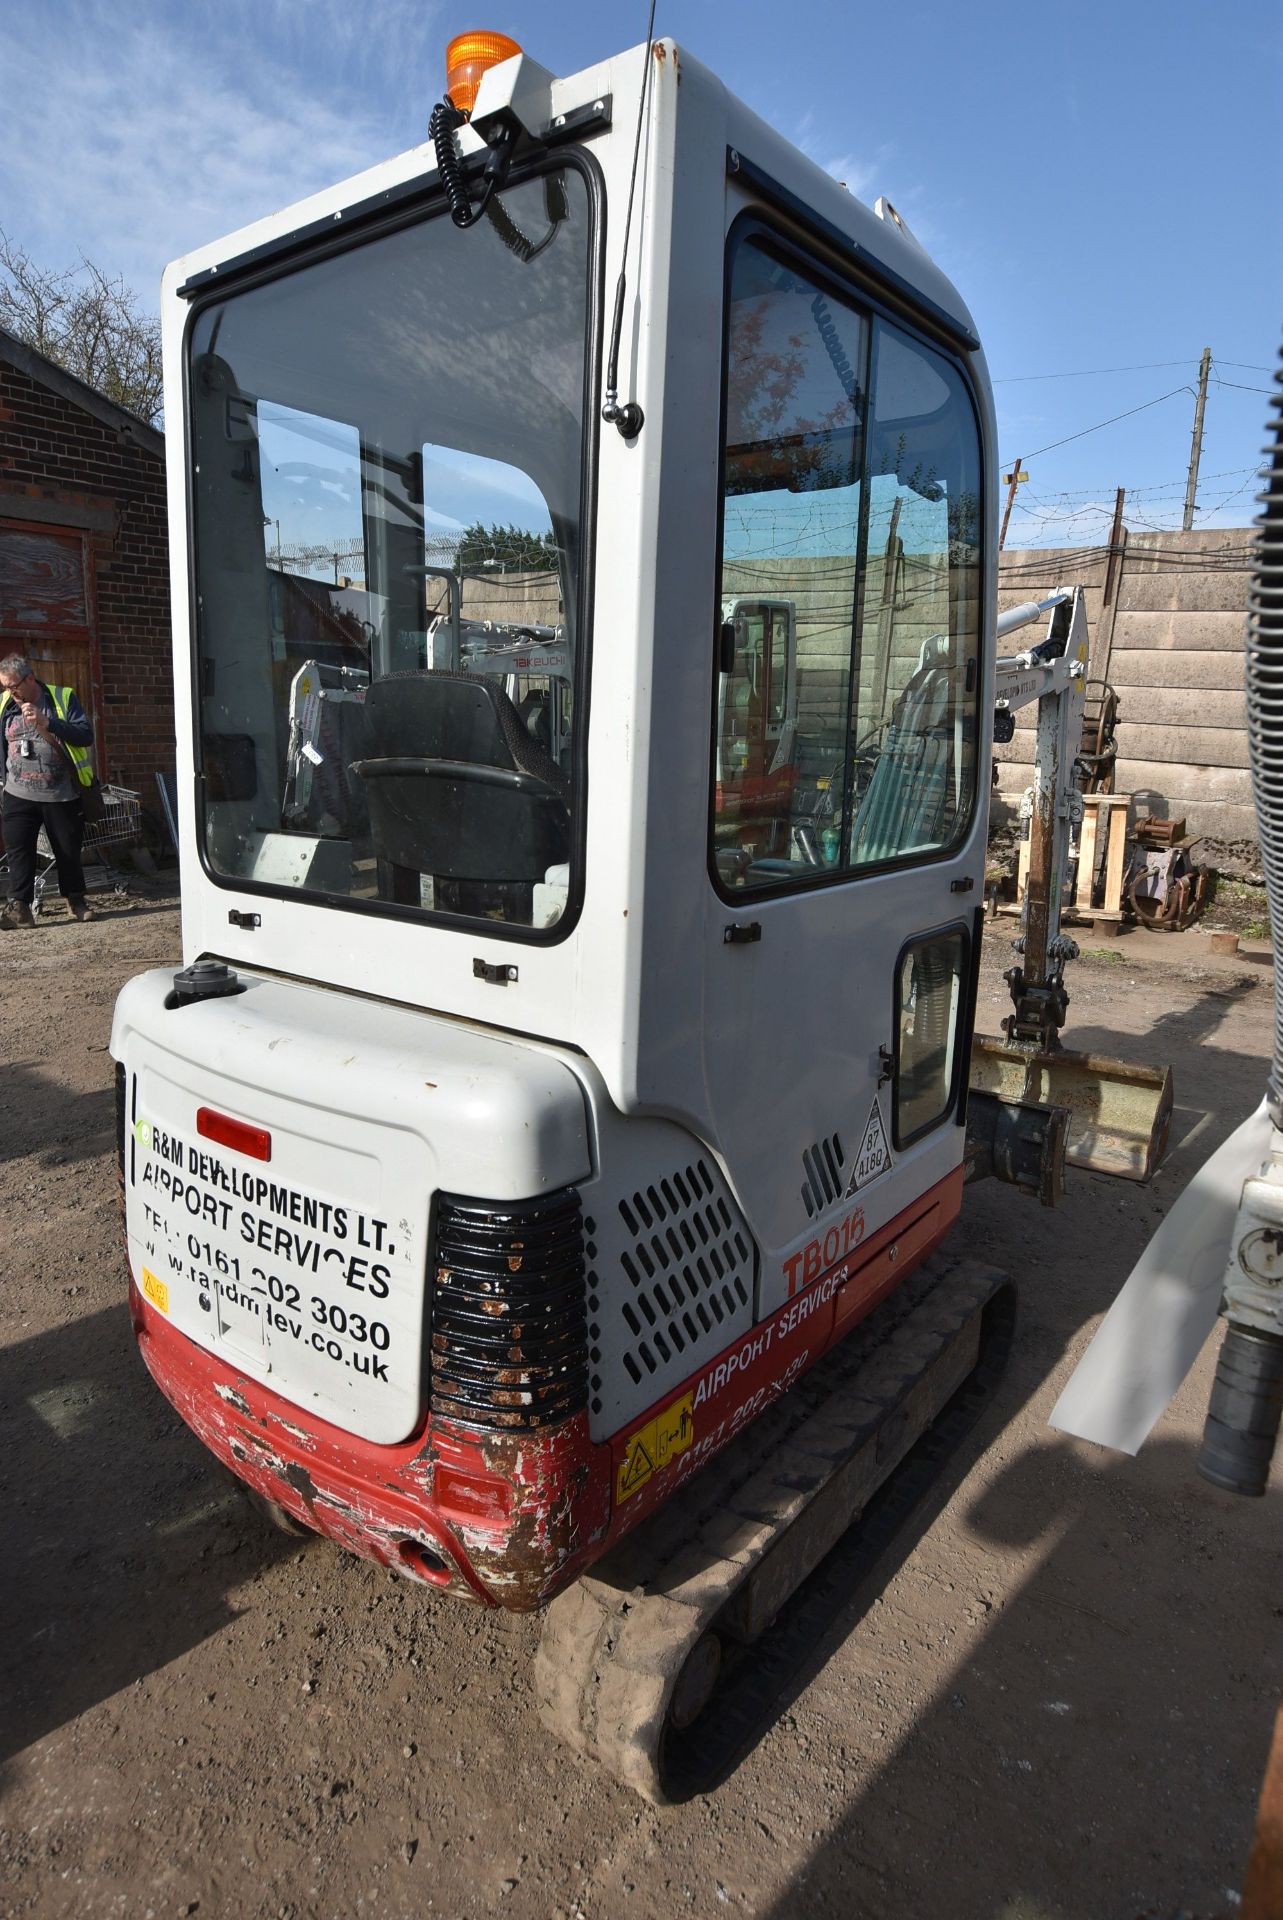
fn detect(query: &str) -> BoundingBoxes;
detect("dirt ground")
[1,889,1280,1920]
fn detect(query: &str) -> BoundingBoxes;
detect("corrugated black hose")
[1247,344,1283,1126]
[1196,339,1283,1498]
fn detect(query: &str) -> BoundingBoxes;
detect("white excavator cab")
[110,29,1095,1794]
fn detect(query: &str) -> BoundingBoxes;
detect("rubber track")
[534,1253,1014,1802]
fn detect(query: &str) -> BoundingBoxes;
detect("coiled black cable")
[483,185,563,265]
[429,99,492,230]
[812,293,860,408]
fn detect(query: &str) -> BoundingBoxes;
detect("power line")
[996,465,1257,509]
[993,358,1194,383]
[1000,386,1192,467]
[1210,374,1275,396]
[994,355,1275,383]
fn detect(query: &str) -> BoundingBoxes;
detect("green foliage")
[455,521,558,572]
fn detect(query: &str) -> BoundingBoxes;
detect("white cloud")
[0,0,443,305]
[789,110,880,201]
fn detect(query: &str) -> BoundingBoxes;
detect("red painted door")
[0,522,104,763]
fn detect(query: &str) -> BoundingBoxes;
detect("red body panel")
[131,1166,963,1609]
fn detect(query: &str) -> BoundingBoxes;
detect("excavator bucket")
[970,1035,1174,1183]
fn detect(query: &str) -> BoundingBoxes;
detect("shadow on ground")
[0,1062,115,1168]
[751,977,1277,1919]
[0,1302,299,1770]
[761,1435,1279,1920]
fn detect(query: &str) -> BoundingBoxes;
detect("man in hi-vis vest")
[0,654,97,926]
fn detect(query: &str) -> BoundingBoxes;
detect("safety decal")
[845,1097,892,1195]
[616,1391,694,1504]
[141,1266,169,1314]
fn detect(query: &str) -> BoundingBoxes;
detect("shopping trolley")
[19,785,143,915]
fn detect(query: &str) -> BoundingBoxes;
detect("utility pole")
[1102,487,1127,609]
[1183,346,1212,531]
[1093,487,1127,686]
[999,457,1027,551]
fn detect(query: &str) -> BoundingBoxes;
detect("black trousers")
[2,792,86,904]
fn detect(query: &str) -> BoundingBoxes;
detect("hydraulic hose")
[1246,344,1283,1125]
[1195,341,1283,1496]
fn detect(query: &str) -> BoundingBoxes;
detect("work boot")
[68,897,95,922]
[1,901,35,930]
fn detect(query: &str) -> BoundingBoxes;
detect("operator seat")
[350,670,569,912]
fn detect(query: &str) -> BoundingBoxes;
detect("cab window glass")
[895,928,966,1144]
[714,233,982,891]
[188,166,590,933]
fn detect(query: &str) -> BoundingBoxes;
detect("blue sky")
[2,0,1278,546]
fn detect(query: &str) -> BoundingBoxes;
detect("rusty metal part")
[534,1256,1012,1803]
[970,1034,1173,1182]
[964,1088,1069,1206]
[1075,679,1119,795]
[126,1167,968,1615]
[1127,859,1209,932]
[1134,813,1186,848]
[430,1412,611,1610]
[1244,1700,1283,1920]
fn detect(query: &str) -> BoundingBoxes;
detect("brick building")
[0,325,172,797]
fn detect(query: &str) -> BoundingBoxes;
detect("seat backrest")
[357,671,569,883]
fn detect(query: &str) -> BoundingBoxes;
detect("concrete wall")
[995,526,1256,850]
[722,551,951,778]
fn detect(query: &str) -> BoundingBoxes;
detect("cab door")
[703,219,987,1319]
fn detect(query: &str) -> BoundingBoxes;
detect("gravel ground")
[1,890,1279,1920]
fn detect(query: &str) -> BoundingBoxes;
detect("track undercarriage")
[535,1253,1014,1802]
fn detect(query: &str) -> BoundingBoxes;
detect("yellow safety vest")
[0,682,94,787]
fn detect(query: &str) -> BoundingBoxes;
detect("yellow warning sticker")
[141,1267,169,1314]
[616,1391,695,1503]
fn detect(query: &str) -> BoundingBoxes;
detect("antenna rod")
[601,1,658,440]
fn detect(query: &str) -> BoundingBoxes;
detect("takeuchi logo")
[134,1119,153,1149]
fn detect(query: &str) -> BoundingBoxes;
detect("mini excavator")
[112,27,1170,1799]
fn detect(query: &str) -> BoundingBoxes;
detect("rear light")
[430,1187,587,1430]
[445,28,522,115]
[197,1106,271,1162]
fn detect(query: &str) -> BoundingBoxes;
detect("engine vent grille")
[801,1132,845,1217]
[586,1158,753,1414]
[429,1188,587,1431]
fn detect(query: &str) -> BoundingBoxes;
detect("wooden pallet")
[1000,793,1131,929]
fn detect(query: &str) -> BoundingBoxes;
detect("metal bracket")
[878,1044,895,1088]
[541,94,612,144]
[1002,965,1069,1049]
[474,958,518,985]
